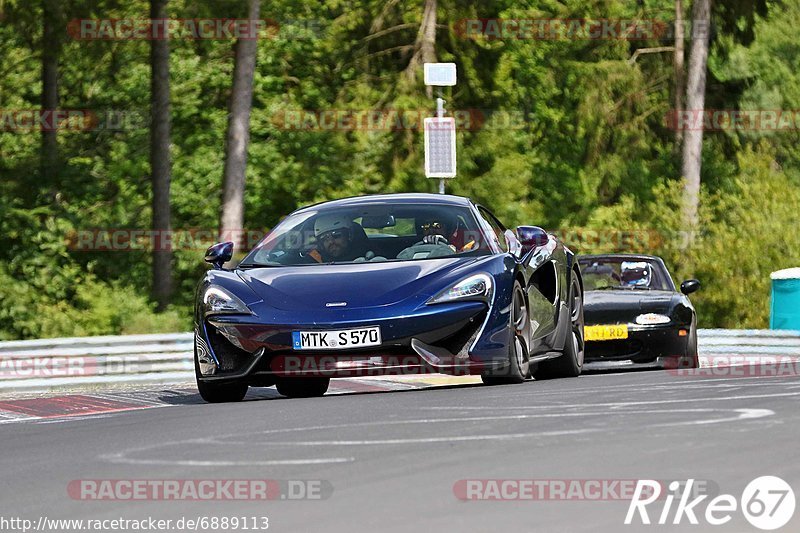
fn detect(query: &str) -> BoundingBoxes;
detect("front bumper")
[583,324,691,368]
[196,301,507,382]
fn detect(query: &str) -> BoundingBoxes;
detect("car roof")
[295,193,474,213]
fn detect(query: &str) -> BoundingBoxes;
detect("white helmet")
[314,214,352,237]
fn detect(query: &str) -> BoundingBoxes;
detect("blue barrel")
[771,268,800,330]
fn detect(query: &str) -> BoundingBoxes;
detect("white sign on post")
[424,117,457,178]
[424,63,458,192]
[424,63,457,87]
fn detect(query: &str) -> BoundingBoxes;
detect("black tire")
[197,379,249,403]
[482,282,530,385]
[194,343,247,403]
[535,272,584,379]
[194,339,248,403]
[276,377,330,398]
[679,327,699,369]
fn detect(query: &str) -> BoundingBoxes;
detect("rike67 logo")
[626,477,795,530]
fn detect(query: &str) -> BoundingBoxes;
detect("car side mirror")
[516,226,549,256]
[680,279,701,295]
[504,229,522,257]
[205,242,233,270]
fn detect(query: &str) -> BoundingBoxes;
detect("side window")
[477,206,508,252]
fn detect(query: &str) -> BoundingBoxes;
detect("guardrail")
[0,329,798,393]
[0,333,194,393]
[698,329,800,357]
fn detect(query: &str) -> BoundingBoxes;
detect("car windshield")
[240,203,492,267]
[578,258,672,291]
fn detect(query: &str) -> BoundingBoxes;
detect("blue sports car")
[194,193,585,402]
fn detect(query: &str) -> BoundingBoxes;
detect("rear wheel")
[535,273,584,379]
[276,377,330,398]
[482,282,530,385]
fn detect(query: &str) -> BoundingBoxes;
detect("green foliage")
[689,146,800,328]
[0,0,797,337]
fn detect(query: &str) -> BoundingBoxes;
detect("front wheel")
[535,273,584,379]
[197,380,249,403]
[194,343,248,403]
[482,282,530,385]
[679,327,699,368]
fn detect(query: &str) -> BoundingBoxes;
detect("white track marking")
[211,408,758,445]
[423,390,800,408]
[101,455,357,466]
[253,428,597,446]
[492,377,800,397]
[649,408,774,427]
[103,406,771,467]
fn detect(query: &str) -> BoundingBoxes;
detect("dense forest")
[1,0,798,339]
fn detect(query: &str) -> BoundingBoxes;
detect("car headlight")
[635,313,671,325]
[202,286,252,316]
[427,273,494,305]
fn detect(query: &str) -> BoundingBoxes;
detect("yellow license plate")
[584,324,629,341]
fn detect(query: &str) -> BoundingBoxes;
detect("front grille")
[586,339,644,359]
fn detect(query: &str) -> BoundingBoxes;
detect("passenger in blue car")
[417,213,477,253]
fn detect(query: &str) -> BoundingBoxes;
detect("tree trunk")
[673,0,685,147]
[680,0,712,228]
[41,0,60,183]
[220,0,260,252]
[150,0,173,310]
[404,0,437,88]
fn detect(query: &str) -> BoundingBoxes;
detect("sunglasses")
[421,221,444,232]
[319,229,348,243]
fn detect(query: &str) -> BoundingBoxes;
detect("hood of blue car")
[236,257,486,311]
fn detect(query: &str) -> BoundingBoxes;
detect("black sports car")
[577,254,700,370]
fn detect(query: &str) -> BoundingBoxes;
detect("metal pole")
[437,92,445,194]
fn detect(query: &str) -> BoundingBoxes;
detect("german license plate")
[292,327,382,350]
[584,324,629,342]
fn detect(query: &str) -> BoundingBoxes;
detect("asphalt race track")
[1,370,798,532]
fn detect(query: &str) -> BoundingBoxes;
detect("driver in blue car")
[307,214,367,263]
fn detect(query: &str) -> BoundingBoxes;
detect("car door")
[475,206,560,352]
